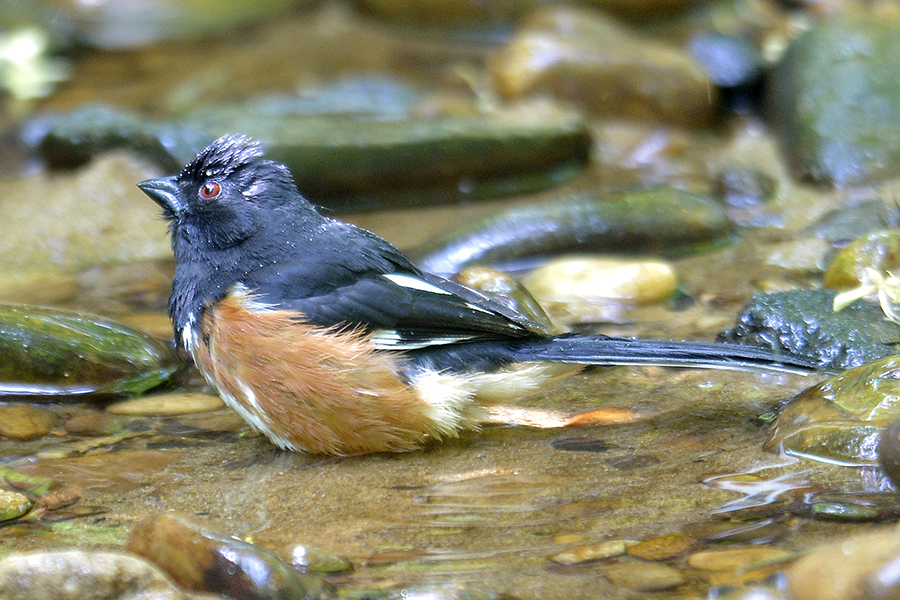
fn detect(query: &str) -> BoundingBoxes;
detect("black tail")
[512,335,821,375]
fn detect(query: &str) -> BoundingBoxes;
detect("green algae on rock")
[26,100,591,210]
[766,357,900,465]
[0,490,34,522]
[769,14,900,186]
[0,304,182,397]
[415,187,731,275]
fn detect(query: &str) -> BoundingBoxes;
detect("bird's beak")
[138,176,182,217]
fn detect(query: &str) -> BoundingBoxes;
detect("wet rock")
[769,14,900,185]
[490,7,718,127]
[288,543,352,574]
[550,540,627,565]
[720,290,900,371]
[766,357,900,465]
[0,0,300,49]
[824,229,900,290]
[602,560,686,591]
[0,404,56,440]
[687,546,792,572]
[353,0,710,26]
[416,187,730,275]
[681,517,788,544]
[0,489,34,521]
[521,256,677,322]
[107,392,224,416]
[453,266,559,334]
[128,512,309,600]
[879,417,900,485]
[0,304,182,398]
[715,167,777,209]
[800,491,900,521]
[26,100,591,210]
[787,524,900,600]
[810,199,895,246]
[0,549,192,600]
[0,152,171,294]
[63,412,130,436]
[625,533,697,561]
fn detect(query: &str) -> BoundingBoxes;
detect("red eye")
[200,181,221,199]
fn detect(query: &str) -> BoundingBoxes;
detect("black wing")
[239,220,548,349]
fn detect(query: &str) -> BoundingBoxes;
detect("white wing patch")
[382,273,452,294]
[369,329,475,350]
[381,273,494,315]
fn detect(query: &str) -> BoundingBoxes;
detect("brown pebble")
[107,392,224,416]
[626,533,697,561]
[687,546,792,571]
[63,413,128,436]
[551,540,627,565]
[0,405,57,440]
[603,561,686,591]
[128,512,307,599]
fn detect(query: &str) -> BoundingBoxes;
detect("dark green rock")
[25,98,591,210]
[0,304,182,397]
[766,357,900,465]
[415,187,732,275]
[720,290,900,371]
[802,492,900,521]
[769,15,900,185]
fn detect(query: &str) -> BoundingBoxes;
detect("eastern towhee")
[138,135,818,456]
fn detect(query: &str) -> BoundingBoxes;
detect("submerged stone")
[0,405,56,440]
[769,14,900,185]
[521,256,677,322]
[416,187,730,275]
[25,100,590,210]
[128,512,310,600]
[720,290,900,371]
[787,524,900,600]
[766,357,900,465]
[107,392,224,416]
[0,550,191,600]
[453,265,559,334]
[0,490,33,522]
[490,7,718,126]
[0,304,182,397]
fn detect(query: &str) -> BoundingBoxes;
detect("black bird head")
[138,134,325,337]
[138,134,299,251]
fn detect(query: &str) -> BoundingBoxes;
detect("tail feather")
[514,335,821,375]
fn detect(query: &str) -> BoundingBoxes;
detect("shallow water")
[1,2,897,598]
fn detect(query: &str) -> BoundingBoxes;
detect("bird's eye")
[200,181,221,199]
